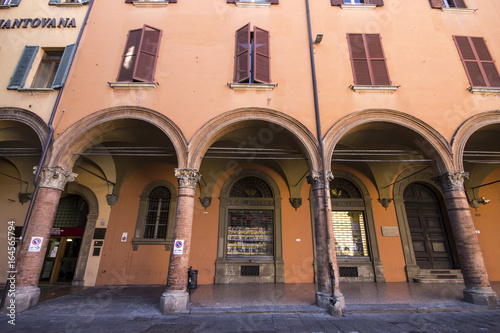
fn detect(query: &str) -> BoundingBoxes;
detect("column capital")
[432,172,469,192]
[35,166,78,191]
[307,171,333,190]
[174,168,201,189]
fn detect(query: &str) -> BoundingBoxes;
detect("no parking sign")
[173,239,184,255]
[28,237,44,252]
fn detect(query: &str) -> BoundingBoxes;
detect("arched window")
[133,181,177,250]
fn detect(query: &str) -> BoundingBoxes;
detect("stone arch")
[0,107,49,145]
[51,106,188,169]
[187,108,321,171]
[452,110,500,171]
[392,167,458,281]
[64,182,99,286]
[324,109,454,173]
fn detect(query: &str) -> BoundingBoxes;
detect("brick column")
[11,166,77,312]
[307,171,344,316]
[433,172,498,308]
[160,168,200,314]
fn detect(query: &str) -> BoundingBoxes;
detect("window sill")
[468,87,500,95]
[441,7,477,14]
[340,4,376,10]
[350,85,399,92]
[132,1,169,7]
[0,4,17,8]
[228,82,276,91]
[234,2,271,8]
[108,82,157,89]
[51,2,85,6]
[132,238,171,251]
[16,88,55,92]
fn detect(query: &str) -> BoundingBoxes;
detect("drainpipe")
[305,0,338,309]
[0,0,95,312]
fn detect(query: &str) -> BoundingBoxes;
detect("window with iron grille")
[143,186,170,239]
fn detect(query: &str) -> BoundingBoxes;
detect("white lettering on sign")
[28,237,44,252]
[173,239,184,255]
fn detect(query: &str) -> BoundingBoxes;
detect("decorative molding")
[341,4,376,10]
[17,88,55,92]
[234,1,271,8]
[35,166,77,191]
[441,7,477,14]
[307,171,333,190]
[432,172,469,192]
[133,0,169,7]
[175,168,201,189]
[108,82,157,89]
[199,197,212,210]
[378,198,392,210]
[106,194,119,207]
[468,87,500,95]
[289,198,302,211]
[228,83,276,91]
[350,85,399,93]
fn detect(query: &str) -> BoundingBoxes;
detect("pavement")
[0,282,499,332]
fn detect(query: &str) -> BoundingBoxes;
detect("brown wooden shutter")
[133,25,162,82]
[269,0,279,4]
[429,0,444,8]
[454,36,500,87]
[125,0,133,3]
[453,0,466,8]
[370,0,384,6]
[348,34,371,85]
[117,28,142,82]
[365,34,390,85]
[331,0,343,6]
[234,23,251,83]
[227,0,236,3]
[253,26,271,83]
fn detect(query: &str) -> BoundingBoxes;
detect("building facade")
[1,0,499,314]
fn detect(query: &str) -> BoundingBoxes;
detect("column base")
[316,291,345,317]
[1,286,40,314]
[159,290,190,314]
[463,286,499,309]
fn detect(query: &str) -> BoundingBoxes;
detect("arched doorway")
[215,171,283,284]
[404,183,454,270]
[40,194,89,284]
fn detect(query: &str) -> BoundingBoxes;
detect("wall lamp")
[314,33,323,44]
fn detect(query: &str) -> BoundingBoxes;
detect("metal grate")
[241,266,260,276]
[339,267,358,277]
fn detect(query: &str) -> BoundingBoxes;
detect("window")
[453,36,500,89]
[116,25,162,83]
[347,33,392,87]
[233,23,271,84]
[430,0,467,8]
[227,0,278,4]
[8,44,76,90]
[132,181,176,250]
[49,0,90,5]
[125,0,177,4]
[331,0,384,6]
[0,0,20,7]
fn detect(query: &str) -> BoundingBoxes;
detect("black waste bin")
[187,266,198,289]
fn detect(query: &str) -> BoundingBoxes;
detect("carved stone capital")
[378,198,392,210]
[432,172,469,192]
[289,198,302,211]
[307,171,333,190]
[35,166,78,191]
[175,168,201,189]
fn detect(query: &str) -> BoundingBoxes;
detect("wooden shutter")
[370,0,384,6]
[51,44,76,89]
[269,0,279,4]
[8,0,21,5]
[347,34,390,85]
[234,23,251,83]
[133,25,162,82]
[8,46,39,90]
[452,0,467,8]
[331,0,343,6]
[429,0,444,8]
[125,0,134,3]
[253,26,271,83]
[454,36,500,87]
[48,0,60,4]
[117,28,142,82]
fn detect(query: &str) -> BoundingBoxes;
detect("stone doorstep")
[414,269,464,283]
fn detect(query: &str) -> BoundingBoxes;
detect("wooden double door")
[404,183,454,269]
[40,236,82,284]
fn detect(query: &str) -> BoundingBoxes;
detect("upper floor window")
[116,25,162,83]
[0,0,21,7]
[8,44,76,90]
[453,36,500,90]
[430,0,467,8]
[49,0,90,5]
[125,0,177,4]
[331,0,384,7]
[347,33,390,86]
[233,23,271,84]
[227,0,278,4]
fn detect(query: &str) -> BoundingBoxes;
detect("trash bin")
[187,266,198,289]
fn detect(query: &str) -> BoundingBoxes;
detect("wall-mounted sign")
[0,18,77,30]
[28,237,44,252]
[173,240,184,255]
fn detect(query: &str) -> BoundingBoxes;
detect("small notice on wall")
[28,237,44,252]
[173,240,184,255]
[381,226,400,237]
